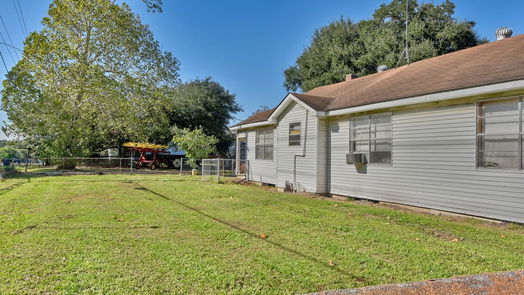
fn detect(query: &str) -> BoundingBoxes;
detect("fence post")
[201,159,205,180]
[130,157,133,174]
[245,160,248,181]
[217,158,220,182]
[180,158,183,175]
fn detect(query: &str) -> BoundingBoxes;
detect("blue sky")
[0,0,523,139]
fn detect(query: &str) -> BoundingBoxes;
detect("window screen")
[349,113,392,164]
[255,128,274,160]
[289,122,301,146]
[477,97,522,169]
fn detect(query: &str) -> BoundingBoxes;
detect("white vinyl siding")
[327,103,524,223]
[276,102,317,192]
[244,129,277,184]
[316,118,329,194]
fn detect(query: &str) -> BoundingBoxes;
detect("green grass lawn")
[0,174,522,294]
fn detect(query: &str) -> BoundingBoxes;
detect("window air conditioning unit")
[346,153,367,164]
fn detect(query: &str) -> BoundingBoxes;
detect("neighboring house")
[231,32,524,223]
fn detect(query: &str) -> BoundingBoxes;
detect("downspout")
[293,110,308,192]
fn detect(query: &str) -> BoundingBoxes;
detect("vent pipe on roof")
[377,65,389,73]
[496,27,513,40]
[346,73,357,81]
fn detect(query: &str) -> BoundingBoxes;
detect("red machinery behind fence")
[122,142,177,170]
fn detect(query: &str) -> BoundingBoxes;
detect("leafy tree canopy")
[141,0,163,12]
[171,127,218,168]
[0,147,20,159]
[284,0,485,92]
[164,78,242,155]
[1,0,180,158]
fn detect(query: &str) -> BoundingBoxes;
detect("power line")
[0,49,9,74]
[0,30,15,64]
[15,0,28,36]
[0,42,22,52]
[12,0,27,37]
[0,15,19,59]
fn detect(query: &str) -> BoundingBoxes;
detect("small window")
[255,128,274,160]
[477,97,523,169]
[349,113,392,164]
[289,122,301,146]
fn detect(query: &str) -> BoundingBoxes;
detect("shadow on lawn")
[11,224,160,235]
[0,179,30,196]
[133,182,369,284]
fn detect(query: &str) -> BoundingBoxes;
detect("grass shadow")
[133,182,369,284]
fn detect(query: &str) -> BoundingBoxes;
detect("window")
[477,97,523,169]
[289,122,301,146]
[255,128,274,160]
[349,113,392,164]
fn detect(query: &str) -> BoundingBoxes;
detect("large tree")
[142,0,163,12]
[164,78,242,155]
[284,0,485,92]
[1,0,179,158]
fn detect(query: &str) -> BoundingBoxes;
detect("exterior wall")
[316,118,329,193]
[240,130,277,184]
[327,103,524,223]
[275,102,318,192]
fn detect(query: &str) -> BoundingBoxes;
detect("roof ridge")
[307,34,524,94]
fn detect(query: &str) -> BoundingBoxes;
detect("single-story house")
[231,32,524,223]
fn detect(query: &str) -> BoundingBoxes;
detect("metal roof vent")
[496,27,513,40]
[346,73,357,81]
[377,65,389,73]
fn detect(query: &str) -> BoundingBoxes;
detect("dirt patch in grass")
[428,228,462,242]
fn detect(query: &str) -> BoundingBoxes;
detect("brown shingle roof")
[232,108,275,127]
[233,34,524,127]
[306,34,524,111]
[290,93,334,110]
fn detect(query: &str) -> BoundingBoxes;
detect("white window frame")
[255,128,274,160]
[289,122,301,146]
[349,112,392,165]
[476,96,523,170]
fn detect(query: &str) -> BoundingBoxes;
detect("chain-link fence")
[201,159,237,182]
[2,157,197,176]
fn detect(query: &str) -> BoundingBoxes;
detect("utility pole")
[396,0,411,67]
[405,0,410,64]
[24,147,30,173]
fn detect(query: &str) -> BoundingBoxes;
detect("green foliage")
[171,127,218,167]
[284,0,485,92]
[1,0,179,158]
[0,147,23,159]
[165,78,241,155]
[141,0,163,12]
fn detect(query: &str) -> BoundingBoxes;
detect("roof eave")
[232,78,524,132]
[229,120,277,131]
[325,78,524,117]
